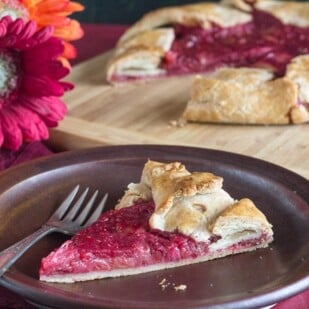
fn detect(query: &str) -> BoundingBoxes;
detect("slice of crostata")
[39,160,273,283]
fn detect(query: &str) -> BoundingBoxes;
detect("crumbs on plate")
[159,278,187,291]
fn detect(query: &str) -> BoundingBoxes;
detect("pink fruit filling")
[40,202,209,276]
[163,9,309,77]
[40,201,269,277]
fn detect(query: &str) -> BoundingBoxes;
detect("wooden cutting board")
[49,51,309,179]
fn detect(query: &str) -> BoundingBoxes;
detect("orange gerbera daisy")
[0,0,84,65]
[21,0,84,64]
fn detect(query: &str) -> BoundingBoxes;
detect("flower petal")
[34,14,70,27]
[22,75,65,97]
[23,37,64,64]
[21,0,85,65]
[7,18,24,36]
[10,105,49,141]
[0,10,73,150]
[54,20,84,41]
[66,2,85,12]
[49,2,85,16]
[17,19,37,41]
[0,122,4,147]
[0,110,23,150]
[32,25,54,44]
[62,41,76,59]
[60,81,74,91]
[23,55,69,79]
[20,95,67,126]
[36,0,69,12]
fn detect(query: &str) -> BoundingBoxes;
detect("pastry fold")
[223,0,309,27]
[117,160,273,243]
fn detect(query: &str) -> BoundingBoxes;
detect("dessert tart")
[106,0,309,82]
[105,0,309,124]
[40,160,273,283]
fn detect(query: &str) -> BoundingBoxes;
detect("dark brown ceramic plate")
[0,145,308,309]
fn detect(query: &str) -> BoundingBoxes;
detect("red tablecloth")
[0,23,308,309]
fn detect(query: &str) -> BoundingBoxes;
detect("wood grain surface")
[49,52,309,179]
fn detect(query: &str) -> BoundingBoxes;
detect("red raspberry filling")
[40,202,211,276]
[162,9,309,77]
[40,201,270,277]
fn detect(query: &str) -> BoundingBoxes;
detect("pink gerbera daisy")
[0,16,73,150]
[0,0,84,67]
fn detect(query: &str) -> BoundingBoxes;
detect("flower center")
[0,51,20,100]
[0,0,29,20]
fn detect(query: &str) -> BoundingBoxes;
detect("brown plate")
[0,145,308,309]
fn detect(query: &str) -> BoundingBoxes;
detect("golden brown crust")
[106,47,165,82]
[141,160,190,186]
[116,28,175,52]
[286,55,309,98]
[142,160,223,215]
[223,0,309,26]
[182,67,309,125]
[286,55,309,123]
[290,105,309,124]
[221,0,252,11]
[106,28,175,81]
[211,198,273,239]
[115,183,152,209]
[174,172,223,196]
[214,198,269,224]
[117,160,273,243]
[140,160,236,239]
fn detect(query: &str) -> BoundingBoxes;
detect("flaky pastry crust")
[183,67,309,124]
[117,160,273,242]
[106,28,175,80]
[142,160,223,214]
[211,198,272,236]
[223,0,309,27]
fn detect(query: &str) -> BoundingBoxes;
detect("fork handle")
[0,225,56,277]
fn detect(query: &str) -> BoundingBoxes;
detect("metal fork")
[0,185,108,277]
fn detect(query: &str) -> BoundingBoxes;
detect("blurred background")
[74,0,217,24]
[73,0,308,24]
[70,0,308,64]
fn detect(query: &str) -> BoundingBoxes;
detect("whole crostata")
[40,160,273,283]
[106,0,309,124]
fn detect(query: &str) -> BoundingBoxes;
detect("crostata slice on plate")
[40,160,273,283]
